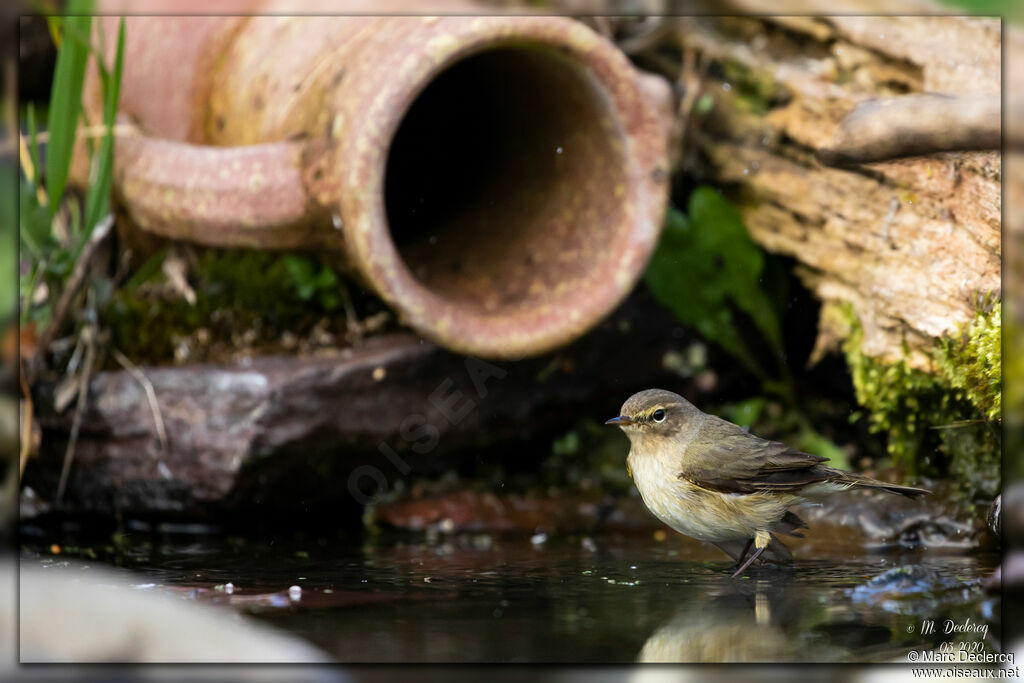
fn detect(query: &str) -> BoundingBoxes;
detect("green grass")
[44,7,92,218]
[19,7,125,333]
[83,18,124,237]
[0,163,15,323]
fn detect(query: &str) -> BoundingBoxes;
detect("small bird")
[606,389,929,577]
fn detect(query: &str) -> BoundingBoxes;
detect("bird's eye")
[653,409,666,422]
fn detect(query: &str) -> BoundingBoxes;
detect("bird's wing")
[677,416,830,494]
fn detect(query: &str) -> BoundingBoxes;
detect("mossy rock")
[840,302,1000,510]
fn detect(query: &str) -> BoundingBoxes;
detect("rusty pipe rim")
[336,17,668,360]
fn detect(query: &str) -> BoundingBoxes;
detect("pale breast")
[628,450,793,543]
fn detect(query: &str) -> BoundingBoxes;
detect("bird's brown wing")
[677,416,830,494]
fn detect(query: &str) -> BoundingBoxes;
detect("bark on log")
[674,15,1002,369]
[818,94,1001,165]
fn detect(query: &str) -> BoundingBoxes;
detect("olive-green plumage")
[606,388,929,576]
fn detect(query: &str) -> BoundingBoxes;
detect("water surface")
[20,530,1000,663]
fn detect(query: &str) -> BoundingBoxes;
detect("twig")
[31,122,139,145]
[929,420,988,430]
[880,196,899,247]
[672,23,709,169]
[675,43,701,143]
[56,325,96,506]
[111,346,168,454]
[32,214,114,372]
[818,93,1001,166]
[338,280,361,342]
[161,247,197,305]
[617,17,678,56]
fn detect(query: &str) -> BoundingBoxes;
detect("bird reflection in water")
[638,580,793,662]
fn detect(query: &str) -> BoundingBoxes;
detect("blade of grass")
[62,11,109,164]
[44,8,93,216]
[0,164,16,322]
[19,175,50,257]
[45,16,62,49]
[27,104,42,188]
[58,17,99,60]
[20,117,54,257]
[123,247,168,291]
[52,13,113,79]
[83,17,124,235]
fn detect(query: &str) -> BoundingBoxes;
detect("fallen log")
[22,291,685,522]
[669,15,1001,369]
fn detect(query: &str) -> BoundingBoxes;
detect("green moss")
[841,303,1001,504]
[934,303,1001,422]
[105,248,376,364]
[720,60,787,116]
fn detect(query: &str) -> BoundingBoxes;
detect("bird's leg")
[730,531,770,578]
[731,545,767,578]
[734,539,753,568]
[710,541,742,563]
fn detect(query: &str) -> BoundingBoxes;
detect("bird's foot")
[730,533,770,578]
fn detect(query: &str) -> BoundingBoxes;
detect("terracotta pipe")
[85,12,670,359]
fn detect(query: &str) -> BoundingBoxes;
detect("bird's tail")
[772,510,808,538]
[830,469,930,498]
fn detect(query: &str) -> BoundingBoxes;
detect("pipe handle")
[113,126,333,250]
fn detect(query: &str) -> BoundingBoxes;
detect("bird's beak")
[604,415,635,426]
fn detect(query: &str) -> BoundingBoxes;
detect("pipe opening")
[384,45,630,316]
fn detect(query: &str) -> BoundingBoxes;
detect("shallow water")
[20,532,1000,663]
